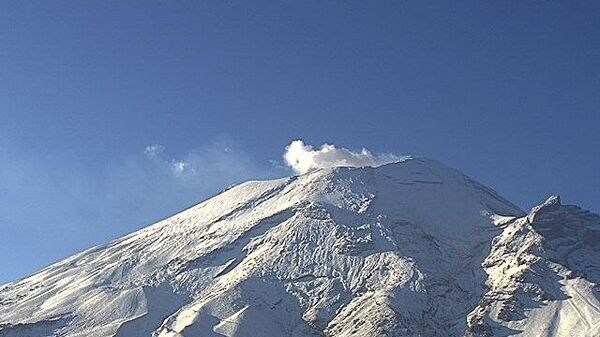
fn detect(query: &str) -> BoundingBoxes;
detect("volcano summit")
[1,158,598,337]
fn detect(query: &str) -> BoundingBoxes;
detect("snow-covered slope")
[0,158,598,337]
[467,195,600,337]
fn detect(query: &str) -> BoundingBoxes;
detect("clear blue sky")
[1,1,598,284]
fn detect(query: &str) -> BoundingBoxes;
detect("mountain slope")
[1,158,598,337]
[467,195,600,336]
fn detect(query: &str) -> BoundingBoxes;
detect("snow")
[468,193,600,337]
[0,157,598,337]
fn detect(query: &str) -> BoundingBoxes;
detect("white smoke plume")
[284,140,402,174]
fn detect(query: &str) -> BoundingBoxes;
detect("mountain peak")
[527,194,562,223]
[1,160,598,337]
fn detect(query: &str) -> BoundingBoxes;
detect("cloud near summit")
[284,140,402,174]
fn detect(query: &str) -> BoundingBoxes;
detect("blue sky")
[1,1,599,284]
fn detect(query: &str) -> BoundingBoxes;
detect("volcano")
[1,158,598,337]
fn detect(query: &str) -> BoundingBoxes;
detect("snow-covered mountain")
[1,158,598,337]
